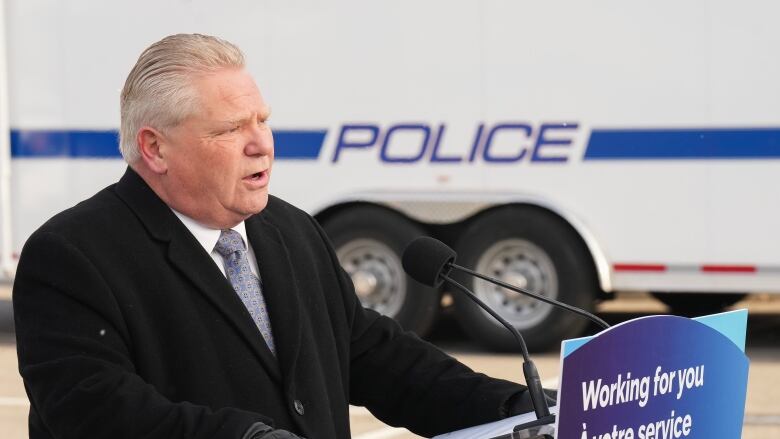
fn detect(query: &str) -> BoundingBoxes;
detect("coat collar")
[114,167,297,382]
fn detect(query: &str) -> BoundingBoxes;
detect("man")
[13,34,536,439]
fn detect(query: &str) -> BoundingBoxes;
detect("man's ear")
[137,127,168,174]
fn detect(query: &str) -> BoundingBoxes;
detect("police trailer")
[1,1,778,350]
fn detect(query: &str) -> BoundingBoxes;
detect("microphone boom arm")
[449,263,610,330]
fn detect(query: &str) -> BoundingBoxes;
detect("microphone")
[402,236,554,426]
[401,236,456,289]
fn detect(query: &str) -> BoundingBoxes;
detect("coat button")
[293,399,305,416]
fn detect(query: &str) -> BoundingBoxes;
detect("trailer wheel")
[451,207,597,352]
[322,206,439,337]
[651,292,746,317]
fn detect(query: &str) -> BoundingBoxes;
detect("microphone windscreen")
[402,236,456,288]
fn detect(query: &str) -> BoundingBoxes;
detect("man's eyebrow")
[259,107,272,121]
[224,108,272,125]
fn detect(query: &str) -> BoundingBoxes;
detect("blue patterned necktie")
[214,230,276,355]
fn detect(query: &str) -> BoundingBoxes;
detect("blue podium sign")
[555,309,749,439]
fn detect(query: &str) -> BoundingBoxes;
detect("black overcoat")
[13,168,525,439]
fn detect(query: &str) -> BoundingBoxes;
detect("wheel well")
[464,204,607,299]
[430,203,608,300]
[314,201,431,234]
[314,201,608,299]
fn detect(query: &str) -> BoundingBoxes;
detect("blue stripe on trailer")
[584,128,780,160]
[11,130,120,158]
[9,129,326,159]
[272,130,326,159]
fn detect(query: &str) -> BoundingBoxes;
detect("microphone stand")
[445,262,614,435]
[402,236,613,437]
[440,273,556,433]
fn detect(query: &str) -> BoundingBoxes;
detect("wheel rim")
[336,239,406,318]
[473,239,558,330]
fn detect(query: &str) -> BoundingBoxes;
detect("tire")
[651,292,747,317]
[321,205,440,337]
[451,207,598,352]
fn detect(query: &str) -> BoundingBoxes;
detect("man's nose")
[245,125,273,156]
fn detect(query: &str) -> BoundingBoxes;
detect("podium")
[435,309,749,439]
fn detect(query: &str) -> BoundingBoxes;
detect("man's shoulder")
[34,183,127,238]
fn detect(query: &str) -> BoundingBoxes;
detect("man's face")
[158,68,274,228]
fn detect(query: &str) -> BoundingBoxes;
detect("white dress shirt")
[171,209,261,278]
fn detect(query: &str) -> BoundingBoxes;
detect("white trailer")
[2,0,779,350]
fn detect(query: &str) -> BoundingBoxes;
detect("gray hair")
[119,33,245,163]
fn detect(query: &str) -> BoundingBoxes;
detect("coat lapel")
[114,167,282,382]
[165,230,283,381]
[245,214,302,388]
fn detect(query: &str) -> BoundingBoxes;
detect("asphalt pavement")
[1,287,778,438]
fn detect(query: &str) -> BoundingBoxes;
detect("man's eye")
[215,126,239,136]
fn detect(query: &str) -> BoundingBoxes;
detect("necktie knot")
[215,229,245,257]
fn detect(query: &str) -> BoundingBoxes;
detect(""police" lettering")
[332,122,578,163]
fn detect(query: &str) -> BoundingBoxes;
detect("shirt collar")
[170,208,249,254]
